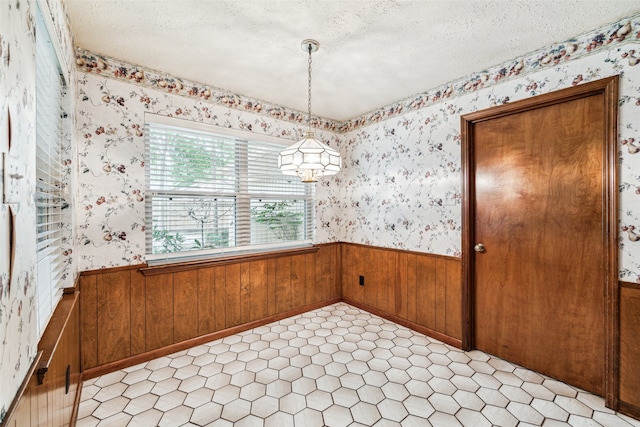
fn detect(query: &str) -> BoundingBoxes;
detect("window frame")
[35,1,68,337]
[144,113,315,265]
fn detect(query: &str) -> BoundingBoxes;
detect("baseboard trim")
[618,401,640,421]
[83,297,341,379]
[83,296,464,380]
[342,297,463,349]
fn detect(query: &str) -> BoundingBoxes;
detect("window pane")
[147,126,237,193]
[151,195,236,254]
[145,117,315,261]
[247,143,308,195]
[250,199,307,244]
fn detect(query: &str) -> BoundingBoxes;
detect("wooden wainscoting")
[341,243,462,347]
[79,244,341,377]
[1,291,82,427]
[619,281,640,419]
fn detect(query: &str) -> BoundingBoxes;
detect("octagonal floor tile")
[77,302,640,427]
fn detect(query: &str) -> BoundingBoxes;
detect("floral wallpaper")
[75,47,341,133]
[74,12,640,284]
[0,2,637,421]
[334,45,640,284]
[75,13,640,135]
[0,0,75,421]
[74,74,339,271]
[338,14,640,133]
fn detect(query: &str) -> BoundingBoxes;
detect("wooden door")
[461,77,618,400]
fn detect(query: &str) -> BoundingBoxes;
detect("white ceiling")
[66,0,640,122]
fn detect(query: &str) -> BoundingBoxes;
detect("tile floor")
[77,303,640,427]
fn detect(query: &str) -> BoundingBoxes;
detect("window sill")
[140,245,319,276]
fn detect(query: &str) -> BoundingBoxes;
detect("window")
[35,4,66,336]
[145,114,314,263]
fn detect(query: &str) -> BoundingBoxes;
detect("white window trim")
[35,2,67,337]
[144,113,315,265]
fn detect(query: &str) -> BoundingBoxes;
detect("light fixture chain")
[278,39,341,182]
[307,44,312,131]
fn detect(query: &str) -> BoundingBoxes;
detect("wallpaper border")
[74,12,640,133]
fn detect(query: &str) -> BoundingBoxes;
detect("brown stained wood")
[364,247,379,308]
[30,376,40,426]
[416,255,436,329]
[467,87,610,396]
[385,251,397,315]
[291,255,306,309]
[225,263,242,328]
[35,376,48,426]
[435,257,447,334]
[79,275,98,369]
[130,269,146,355]
[275,257,292,312]
[56,293,81,425]
[406,253,418,323]
[340,242,459,262]
[619,402,640,422]
[332,244,341,299]
[59,294,81,426]
[83,297,341,380]
[339,244,350,301]
[267,259,277,316]
[352,244,365,303]
[173,270,199,343]
[445,259,462,340]
[395,252,408,319]
[197,267,216,335]
[140,246,318,276]
[77,243,469,382]
[304,252,317,305]
[340,244,353,301]
[376,248,386,309]
[320,244,330,301]
[1,353,41,427]
[320,245,339,300]
[5,293,83,427]
[145,274,174,351]
[67,296,82,417]
[239,263,252,324]
[620,285,640,406]
[250,260,268,322]
[96,271,131,365]
[5,384,31,427]
[377,248,387,310]
[80,263,144,275]
[37,293,78,380]
[214,266,226,331]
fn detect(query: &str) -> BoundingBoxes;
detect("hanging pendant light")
[278,39,342,183]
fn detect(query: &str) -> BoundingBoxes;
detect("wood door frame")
[460,76,619,407]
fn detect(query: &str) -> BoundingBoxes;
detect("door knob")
[474,243,486,253]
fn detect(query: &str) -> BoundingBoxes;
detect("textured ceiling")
[66,0,640,121]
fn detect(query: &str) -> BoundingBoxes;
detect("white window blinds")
[35,4,65,336]
[145,115,314,263]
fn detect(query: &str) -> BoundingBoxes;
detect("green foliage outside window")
[152,227,185,253]
[251,201,303,241]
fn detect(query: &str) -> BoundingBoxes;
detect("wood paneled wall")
[79,244,340,374]
[619,282,640,418]
[341,243,462,345]
[1,292,82,427]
